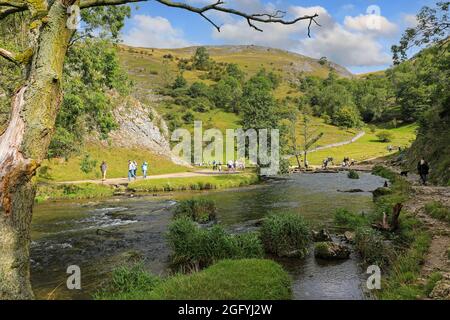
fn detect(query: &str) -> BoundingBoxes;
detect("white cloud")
[211,5,394,68]
[344,14,398,35]
[122,15,191,48]
[401,14,418,28]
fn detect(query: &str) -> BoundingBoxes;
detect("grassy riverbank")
[128,172,259,192]
[357,166,433,299]
[95,259,292,300]
[35,172,259,202]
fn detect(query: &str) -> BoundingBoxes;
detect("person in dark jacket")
[417,158,430,185]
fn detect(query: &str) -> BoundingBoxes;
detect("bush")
[424,201,450,223]
[166,218,263,271]
[333,208,367,229]
[376,131,394,142]
[260,213,311,258]
[354,227,394,268]
[174,198,217,223]
[96,259,292,300]
[347,170,360,179]
[94,263,161,300]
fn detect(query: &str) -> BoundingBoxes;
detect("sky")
[119,0,437,74]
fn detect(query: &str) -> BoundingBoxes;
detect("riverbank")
[35,171,259,202]
[354,165,449,299]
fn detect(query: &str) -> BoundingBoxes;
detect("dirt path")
[401,175,450,298]
[57,169,240,186]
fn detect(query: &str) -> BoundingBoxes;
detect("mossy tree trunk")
[0,0,75,299]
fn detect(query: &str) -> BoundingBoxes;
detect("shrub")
[354,227,394,267]
[96,259,292,300]
[260,213,311,258]
[94,263,161,300]
[174,198,217,223]
[333,208,366,229]
[166,218,263,271]
[347,170,360,179]
[376,131,394,142]
[424,201,450,223]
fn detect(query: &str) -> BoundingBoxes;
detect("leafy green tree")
[172,74,188,89]
[213,76,243,113]
[332,105,362,128]
[188,82,210,98]
[192,47,211,70]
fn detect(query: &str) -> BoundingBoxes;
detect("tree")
[0,0,319,299]
[192,46,211,70]
[299,112,323,168]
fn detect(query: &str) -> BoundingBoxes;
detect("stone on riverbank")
[312,229,332,242]
[314,242,351,260]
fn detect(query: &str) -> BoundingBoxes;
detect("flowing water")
[30,172,386,300]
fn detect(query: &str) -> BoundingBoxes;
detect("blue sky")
[120,0,437,73]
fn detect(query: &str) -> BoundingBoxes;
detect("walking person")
[142,161,148,179]
[128,160,134,181]
[100,161,107,181]
[417,158,430,185]
[133,161,138,180]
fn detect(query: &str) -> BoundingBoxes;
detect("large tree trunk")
[0,1,74,299]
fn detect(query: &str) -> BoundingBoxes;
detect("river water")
[30,172,386,300]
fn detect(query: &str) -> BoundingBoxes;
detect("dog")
[400,171,409,177]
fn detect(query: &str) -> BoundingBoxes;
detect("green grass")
[36,183,115,202]
[167,218,264,271]
[129,172,259,192]
[369,166,433,300]
[95,259,292,300]
[296,124,417,166]
[333,208,367,230]
[424,201,450,223]
[260,212,311,258]
[39,144,187,182]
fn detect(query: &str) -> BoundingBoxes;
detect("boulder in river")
[312,229,332,242]
[314,242,350,260]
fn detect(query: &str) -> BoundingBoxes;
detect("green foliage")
[424,272,443,296]
[166,218,264,271]
[192,47,211,71]
[188,81,210,98]
[49,39,129,158]
[241,71,279,130]
[79,153,97,174]
[347,170,360,179]
[174,198,217,223]
[424,201,450,223]
[354,227,395,268]
[376,130,394,142]
[172,74,187,89]
[36,183,114,202]
[96,259,292,300]
[212,76,243,113]
[182,111,194,124]
[260,213,311,258]
[333,208,366,229]
[332,105,362,128]
[94,263,161,300]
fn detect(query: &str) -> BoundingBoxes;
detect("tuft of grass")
[347,170,360,179]
[260,212,311,258]
[129,172,259,192]
[354,227,395,268]
[166,218,264,271]
[150,259,292,300]
[36,183,114,202]
[424,201,450,223]
[333,208,367,230]
[174,198,217,223]
[96,259,292,300]
[424,272,443,297]
[94,263,161,300]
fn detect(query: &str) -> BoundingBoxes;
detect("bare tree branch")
[0,47,19,64]
[80,0,320,35]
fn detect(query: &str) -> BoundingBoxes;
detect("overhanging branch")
[80,0,320,35]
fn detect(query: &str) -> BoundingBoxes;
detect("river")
[30,171,386,300]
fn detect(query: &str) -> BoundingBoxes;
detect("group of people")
[128,160,149,181]
[321,156,355,169]
[211,159,245,172]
